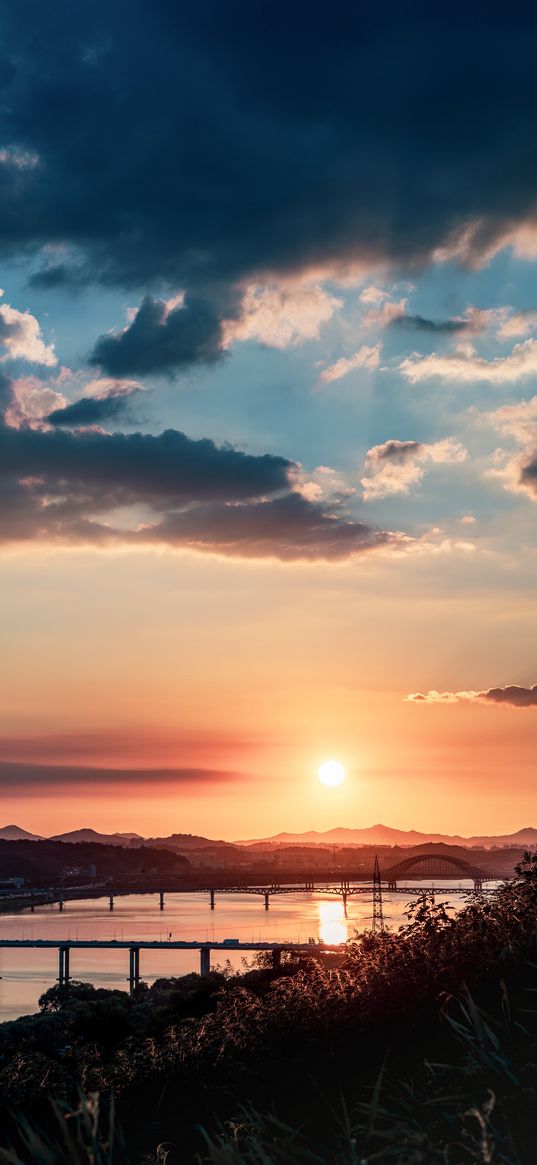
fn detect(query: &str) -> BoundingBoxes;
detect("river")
[0,882,486,1020]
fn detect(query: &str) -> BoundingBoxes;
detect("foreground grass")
[2,857,537,1162]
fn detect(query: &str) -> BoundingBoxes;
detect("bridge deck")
[0,937,346,986]
[0,939,340,951]
[0,882,499,909]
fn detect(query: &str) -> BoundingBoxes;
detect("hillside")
[140,833,237,851]
[0,839,191,883]
[50,828,140,845]
[0,825,42,841]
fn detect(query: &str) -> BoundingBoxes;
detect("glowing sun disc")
[317,760,346,787]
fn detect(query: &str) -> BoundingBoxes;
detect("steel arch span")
[381,854,489,889]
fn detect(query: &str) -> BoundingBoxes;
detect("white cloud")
[361,437,467,500]
[0,301,56,366]
[74,376,143,400]
[399,338,537,385]
[362,298,407,328]
[3,377,67,429]
[292,463,354,502]
[320,344,381,383]
[477,395,537,502]
[405,689,481,704]
[496,308,537,341]
[484,395,537,442]
[359,285,389,305]
[224,284,342,349]
[460,306,499,332]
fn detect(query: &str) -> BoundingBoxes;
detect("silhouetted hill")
[50,828,140,845]
[48,829,232,850]
[0,839,191,883]
[140,833,237,851]
[0,824,42,841]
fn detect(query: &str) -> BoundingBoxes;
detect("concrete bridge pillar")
[200,947,211,975]
[109,894,114,911]
[342,891,348,915]
[128,946,140,993]
[30,898,35,913]
[264,892,270,910]
[159,891,164,910]
[210,890,215,909]
[58,946,70,986]
[58,893,64,912]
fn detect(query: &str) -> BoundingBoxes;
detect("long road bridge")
[0,853,499,913]
[0,938,344,991]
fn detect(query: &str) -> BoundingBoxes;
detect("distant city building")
[61,865,97,879]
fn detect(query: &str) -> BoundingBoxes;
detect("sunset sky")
[1,3,537,839]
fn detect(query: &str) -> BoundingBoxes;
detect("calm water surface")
[0,883,483,1020]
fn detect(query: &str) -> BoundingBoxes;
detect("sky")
[1,2,537,839]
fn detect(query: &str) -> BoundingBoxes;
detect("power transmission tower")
[372,854,384,933]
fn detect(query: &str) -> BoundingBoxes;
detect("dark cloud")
[0,370,12,414]
[47,384,143,426]
[28,263,88,290]
[0,761,239,790]
[481,685,537,708]
[1,1,537,299]
[519,454,537,495]
[406,685,537,707]
[89,294,228,377]
[0,422,291,503]
[390,315,473,334]
[142,492,399,562]
[0,393,402,559]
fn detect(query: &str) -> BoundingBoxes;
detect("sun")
[317,760,346,787]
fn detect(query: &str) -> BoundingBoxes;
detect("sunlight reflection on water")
[318,900,348,945]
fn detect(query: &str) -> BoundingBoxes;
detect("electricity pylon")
[372,854,385,933]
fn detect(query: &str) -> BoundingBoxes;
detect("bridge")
[381,854,488,891]
[0,871,497,914]
[0,938,345,992]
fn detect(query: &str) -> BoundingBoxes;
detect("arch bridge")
[381,854,489,891]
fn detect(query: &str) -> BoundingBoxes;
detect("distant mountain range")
[236,824,537,849]
[2,822,536,851]
[0,825,229,849]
